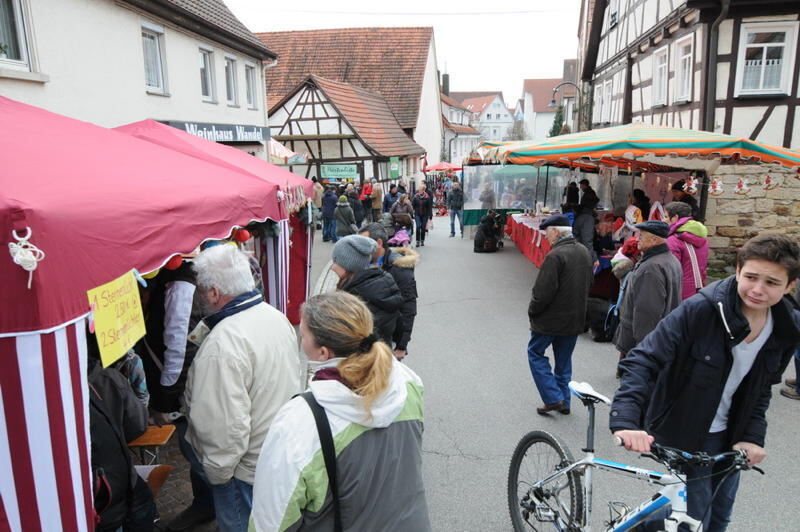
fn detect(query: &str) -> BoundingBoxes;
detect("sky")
[225,0,582,106]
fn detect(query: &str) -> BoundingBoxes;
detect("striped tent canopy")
[476,123,800,172]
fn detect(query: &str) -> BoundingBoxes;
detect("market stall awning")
[425,161,462,172]
[116,120,313,210]
[477,123,800,172]
[0,97,283,334]
[268,138,308,165]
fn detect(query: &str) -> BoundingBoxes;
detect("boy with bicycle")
[610,233,800,531]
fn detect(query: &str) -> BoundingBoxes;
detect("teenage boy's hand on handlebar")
[613,430,655,453]
[732,441,766,466]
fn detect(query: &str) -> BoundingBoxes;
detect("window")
[0,0,29,68]
[608,0,619,28]
[675,37,693,102]
[736,22,798,96]
[652,46,668,106]
[592,83,603,124]
[602,79,612,123]
[245,63,258,109]
[225,56,238,105]
[199,48,215,101]
[141,22,167,93]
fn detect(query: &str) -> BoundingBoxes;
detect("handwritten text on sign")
[87,270,146,367]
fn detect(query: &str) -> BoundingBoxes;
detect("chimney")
[442,73,450,96]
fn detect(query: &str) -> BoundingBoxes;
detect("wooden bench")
[128,424,176,464]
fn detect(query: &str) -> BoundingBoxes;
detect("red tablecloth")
[506,214,551,268]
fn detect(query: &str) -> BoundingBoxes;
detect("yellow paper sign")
[87,270,146,367]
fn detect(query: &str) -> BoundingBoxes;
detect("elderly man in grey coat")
[527,214,594,415]
[613,221,683,366]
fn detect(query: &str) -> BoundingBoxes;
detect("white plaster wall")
[794,108,800,150]
[0,0,267,129]
[729,106,788,147]
[413,39,444,165]
[534,111,555,139]
[523,92,535,140]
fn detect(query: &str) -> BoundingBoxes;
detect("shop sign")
[321,164,358,179]
[87,270,146,367]
[163,121,268,143]
[389,157,401,179]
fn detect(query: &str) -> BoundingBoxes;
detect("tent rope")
[8,227,45,289]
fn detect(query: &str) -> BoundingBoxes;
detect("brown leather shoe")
[780,386,800,400]
[536,401,564,415]
[785,378,797,387]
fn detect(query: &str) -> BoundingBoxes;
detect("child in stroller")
[474,210,505,253]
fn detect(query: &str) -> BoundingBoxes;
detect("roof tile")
[523,78,573,113]
[258,28,433,129]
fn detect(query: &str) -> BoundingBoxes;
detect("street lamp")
[548,81,582,130]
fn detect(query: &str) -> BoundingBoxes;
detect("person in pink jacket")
[665,202,709,299]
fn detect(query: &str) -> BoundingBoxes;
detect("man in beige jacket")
[168,244,300,532]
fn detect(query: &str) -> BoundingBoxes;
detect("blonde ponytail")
[301,292,393,417]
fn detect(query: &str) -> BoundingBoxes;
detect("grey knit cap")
[332,235,377,273]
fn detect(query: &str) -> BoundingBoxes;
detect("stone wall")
[703,166,800,270]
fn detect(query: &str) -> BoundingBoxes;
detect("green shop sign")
[389,157,401,179]
[321,164,358,179]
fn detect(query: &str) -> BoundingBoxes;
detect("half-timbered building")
[268,75,425,183]
[579,0,800,265]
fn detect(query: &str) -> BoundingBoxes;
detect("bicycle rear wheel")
[508,430,584,531]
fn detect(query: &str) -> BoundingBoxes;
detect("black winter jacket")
[341,267,403,344]
[610,276,799,451]
[412,192,433,218]
[347,192,365,224]
[528,236,594,335]
[382,247,419,350]
[447,188,465,210]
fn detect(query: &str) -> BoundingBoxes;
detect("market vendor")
[574,179,600,262]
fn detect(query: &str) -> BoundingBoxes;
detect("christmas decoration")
[762,174,780,190]
[734,177,751,195]
[709,178,724,196]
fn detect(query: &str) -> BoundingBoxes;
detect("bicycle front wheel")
[507,430,584,531]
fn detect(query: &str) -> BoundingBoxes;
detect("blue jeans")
[415,215,429,243]
[176,419,253,532]
[526,332,578,407]
[681,431,741,532]
[322,217,337,241]
[450,209,463,235]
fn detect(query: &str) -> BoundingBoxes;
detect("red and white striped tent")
[0,97,289,531]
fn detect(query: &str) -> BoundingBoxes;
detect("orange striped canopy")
[478,124,800,172]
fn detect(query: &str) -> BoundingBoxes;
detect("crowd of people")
[525,203,799,530]
[314,176,467,247]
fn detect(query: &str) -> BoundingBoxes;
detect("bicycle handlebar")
[612,437,764,474]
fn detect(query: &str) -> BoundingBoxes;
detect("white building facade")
[461,93,515,141]
[441,93,481,163]
[0,0,274,157]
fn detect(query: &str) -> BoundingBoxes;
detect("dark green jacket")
[528,236,593,335]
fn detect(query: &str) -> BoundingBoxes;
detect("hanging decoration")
[709,177,725,196]
[8,227,46,289]
[164,254,184,270]
[684,175,699,195]
[234,228,251,242]
[734,177,751,195]
[762,174,780,190]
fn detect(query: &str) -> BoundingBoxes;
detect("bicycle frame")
[529,401,702,532]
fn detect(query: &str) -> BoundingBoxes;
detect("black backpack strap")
[299,391,343,532]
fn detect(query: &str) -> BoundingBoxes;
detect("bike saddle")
[568,381,612,405]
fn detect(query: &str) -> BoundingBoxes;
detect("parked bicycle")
[507,381,763,531]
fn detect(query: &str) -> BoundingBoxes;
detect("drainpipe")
[448,133,459,163]
[704,0,730,132]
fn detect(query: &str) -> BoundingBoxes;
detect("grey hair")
[664,201,692,219]
[552,226,573,235]
[192,244,255,297]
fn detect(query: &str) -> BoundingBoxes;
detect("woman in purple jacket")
[665,201,709,299]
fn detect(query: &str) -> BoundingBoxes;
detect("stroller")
[474,210,506,253]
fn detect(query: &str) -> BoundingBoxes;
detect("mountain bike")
[507,381,763,531]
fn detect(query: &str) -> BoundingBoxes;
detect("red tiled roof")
[310,76,425,157]
[442,116,480,136]
[257,27,433,129]
[523,78,574,113]
[449,91,503,103]
[460,95,498,115]
[441,93,469,111]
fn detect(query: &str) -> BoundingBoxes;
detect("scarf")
[204,289,263,331]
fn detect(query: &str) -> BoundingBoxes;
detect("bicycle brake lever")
[752,466,765,475]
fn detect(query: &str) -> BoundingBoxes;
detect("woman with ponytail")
[251,292,430,531]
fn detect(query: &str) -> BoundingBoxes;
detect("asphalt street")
[310,222,797,532]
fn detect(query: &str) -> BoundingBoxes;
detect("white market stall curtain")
[0,316,92,531]
[255,219,291,313]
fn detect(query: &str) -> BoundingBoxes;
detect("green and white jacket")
[250,358,430,531]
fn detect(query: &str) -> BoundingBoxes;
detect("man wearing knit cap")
[613,220,683,370]
[331,236,403,344]
[527,214,593,415]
